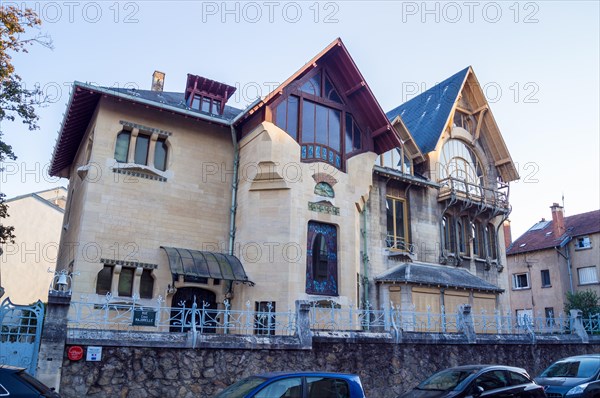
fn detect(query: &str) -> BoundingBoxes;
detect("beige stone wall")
[1,191,65,304]
[571,232,600,296]
[232,122,376,312]
[507,248,570,318]
[57,97,234,309]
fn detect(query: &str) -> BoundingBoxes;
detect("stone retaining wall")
[59,335,600,398]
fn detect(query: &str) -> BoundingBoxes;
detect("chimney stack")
[503,220,512,249]
[550,203,566,237]
[151,71,165,92]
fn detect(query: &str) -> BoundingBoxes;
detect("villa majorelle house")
[49,39,519,332]
[506,205,600,323]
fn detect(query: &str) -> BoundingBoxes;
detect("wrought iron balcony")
[438,177,510,213]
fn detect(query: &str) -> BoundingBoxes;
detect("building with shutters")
[49,38,518,332]
[506,205,600,325]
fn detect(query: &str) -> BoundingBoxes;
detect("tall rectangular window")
[114,131,131,163]
[134,134,150,165]
[140,269,154,299]
[154,138,168,171]
[118,267,135,297]
[541,269,551,287]
[96,265,113,295]
[512,273,530,290]
[387,197,408,251]
[578,266,598,285]
[545,307,555,327]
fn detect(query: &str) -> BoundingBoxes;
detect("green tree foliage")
[564,290,600,318]
[0,5,52,245]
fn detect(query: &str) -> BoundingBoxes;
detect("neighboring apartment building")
[506,204,600,324]
[49,38,518,332]
[0,188,67,304]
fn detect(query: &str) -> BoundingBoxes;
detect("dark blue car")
[0,365,60,397]
[535,354,600,398]
[214,372,366,398]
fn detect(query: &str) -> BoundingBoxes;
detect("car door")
[465,370,519,398]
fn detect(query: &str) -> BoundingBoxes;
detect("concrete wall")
[1,189,66,304]
[58,336,600,398]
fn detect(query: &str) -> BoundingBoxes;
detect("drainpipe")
[227,125,240,296]
[361,199,369,309]
[555,236,574,293]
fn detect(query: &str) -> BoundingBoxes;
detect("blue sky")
[1,0,599,238]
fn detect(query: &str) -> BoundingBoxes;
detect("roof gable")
[235,38,401,154]
[386,67,468,154]
[386,67,519,182]
[507,209,600,255]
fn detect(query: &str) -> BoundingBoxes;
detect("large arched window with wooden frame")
[273,68,367,171]
[439,139,484,196]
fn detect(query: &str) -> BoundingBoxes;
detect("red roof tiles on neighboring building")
[507,209,600,255]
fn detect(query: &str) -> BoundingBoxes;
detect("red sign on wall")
[67,346,84,361]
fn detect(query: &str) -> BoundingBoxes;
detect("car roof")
[443,365,528,373]
[256,371,360,379]
[557,354,600,360]
[0,365,25,373]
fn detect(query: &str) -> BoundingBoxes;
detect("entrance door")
[169,287,217,333]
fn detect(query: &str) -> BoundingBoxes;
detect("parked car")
[213,371,366,398]
[535,354,600,398]
[398,364,547,398]
[0,365,61,397]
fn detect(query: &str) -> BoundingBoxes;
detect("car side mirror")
[472,385,484,397]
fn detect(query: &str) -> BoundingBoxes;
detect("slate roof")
[386,67,469,154]
[108,87,243,121]
[375,261,503,292]
[507,209,600,255]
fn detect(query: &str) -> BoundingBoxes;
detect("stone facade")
[58,338,600,398]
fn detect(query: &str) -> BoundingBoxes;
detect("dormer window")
[453,110,475,134]
[184,74,235,117]
[377,146,412,175]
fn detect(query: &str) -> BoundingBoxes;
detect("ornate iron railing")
[66,295,598,337]
[67,294,296,336]
[385,235,415,254]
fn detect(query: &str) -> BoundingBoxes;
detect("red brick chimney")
[503,220,512,249]
[550,203,566,237]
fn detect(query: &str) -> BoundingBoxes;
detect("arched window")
[442,215,455,253]
[439,139,484,195]
[306,221,338,296]
[472,221,485,258]
[274,69,363,171]
[114,130,131,163]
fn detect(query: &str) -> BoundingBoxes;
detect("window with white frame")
[578,266,598,285]
[512,273,530,290]
[576,236,592,249]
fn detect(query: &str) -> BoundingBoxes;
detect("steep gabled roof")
[234,38,401,154]
[386,67,519,182]
[386,67,469,155]
[507,209,600,255]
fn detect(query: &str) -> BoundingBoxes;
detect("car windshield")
[540,358,600,378]
[417,369,478,391]
[214,376,266,398]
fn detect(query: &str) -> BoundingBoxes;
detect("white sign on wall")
[86,346,102,362]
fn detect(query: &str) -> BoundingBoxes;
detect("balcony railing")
[438,177,509,211]
[385,235,415,254]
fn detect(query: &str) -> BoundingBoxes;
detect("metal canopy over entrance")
[161,247,254,285]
